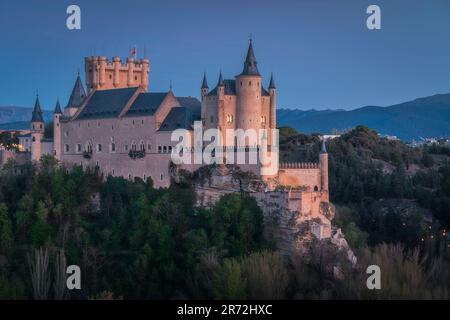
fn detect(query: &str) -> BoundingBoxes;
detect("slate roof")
[158,106,201,131]
[208,79,270,97]
[66,74,87,109]
[76,87,138,120]
[31,96,44,122]
[125,92,168,117]
[240,40,260,76]
[201,73,208,89]
[74,87,201,130]
[54,99,62,114]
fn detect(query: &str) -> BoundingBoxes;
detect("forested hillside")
[0,128,449,299]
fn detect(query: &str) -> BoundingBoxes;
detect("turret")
[269,73,276,131]
[235,39,262,144]
[201,72,209,100]
[320,140,329,194]
[217,71,224,100]
[31,95,44,161]
[64,73,86,118]
[53,99,62,160]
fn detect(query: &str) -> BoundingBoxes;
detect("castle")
[24,41,331,240]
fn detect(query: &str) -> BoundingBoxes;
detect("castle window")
[168,146,172,153]
[76,144,81,153]
[140,142,145,151]
[147,144,151,151]
[97,144,102,152]
[65,131,69,137]
[64,144,69,153]
[314,186,319,192]
[210,116,214,123]
[163,146,167,153]
[158,146,162,153]
[249,81,251,86]
[111,143,116,152]
[32,137,36,142]
[96,161,99,166]
[141,120,144,125]
[40,124,43,129]
[109,74,112,79]
[261,116,266,124]
[226,115,233,123]
[135,76,138,81]
[131,143,137,151]
[125,145,129,151]
[240,81,242,86]
[128,174,132,180]
[111,125,114,130]
[160,173,164,181]
[112,169,115,175]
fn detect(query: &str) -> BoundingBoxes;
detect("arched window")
[226,114,233,123]
[314,186,319,192]
[140,141,145,151]
[64,144,69,153]
[96,144,102,152]
[261,116,266,124]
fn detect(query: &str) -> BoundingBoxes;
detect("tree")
[241,251,289,299]
[0,203,13,256]
[213,258,246,299]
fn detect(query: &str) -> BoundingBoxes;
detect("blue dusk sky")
[1,0,450,111]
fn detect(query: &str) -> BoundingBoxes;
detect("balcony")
[82,150,92,159]
[128,150,145,159]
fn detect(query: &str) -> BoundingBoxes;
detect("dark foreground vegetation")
[0,126,449,299]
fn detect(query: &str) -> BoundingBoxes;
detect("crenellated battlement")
[279,162,319,169]
[84,56,150,92]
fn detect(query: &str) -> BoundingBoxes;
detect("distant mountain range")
[277,93,450,141]
[0,106,52,128]
[1,93,450,141]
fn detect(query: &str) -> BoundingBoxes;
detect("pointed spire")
[31,94,44,122]
[269,73,276,89]
[240,38,260,76]
[66,73,86,109]
[169,80,173,91]
[54,98,62,114]
[217,71,224,86]
[201,72,209,89]
[320,139,327,154]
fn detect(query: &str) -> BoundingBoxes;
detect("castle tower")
[216,72,225,139]
[268,73,276,146]
[53,99,62,160]
[85,55,150,92]
[65,73,86,118]
[320,140,329,194]
[201,72,209,100]
[31,95,44,162]
[269,73,276,130]
[235,39,262,146]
